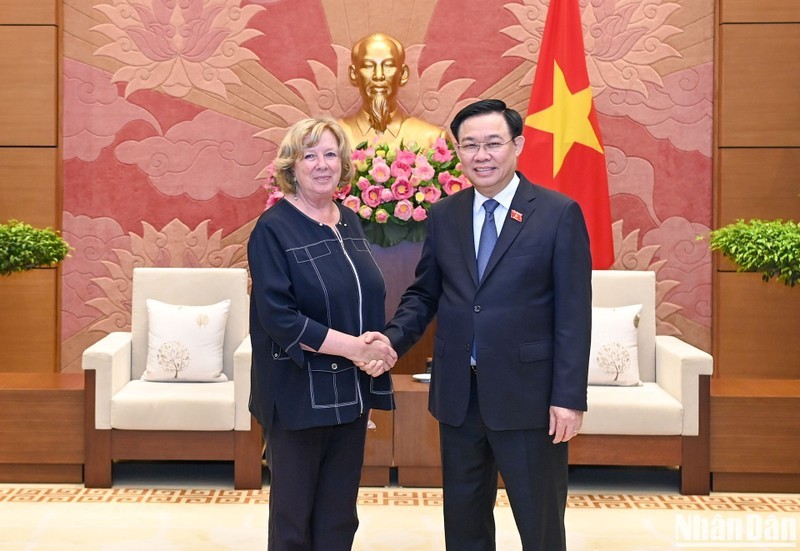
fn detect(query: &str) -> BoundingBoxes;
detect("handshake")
[351,331,397,377]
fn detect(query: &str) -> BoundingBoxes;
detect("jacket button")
[473,305,481,313]
[331,363,338,370]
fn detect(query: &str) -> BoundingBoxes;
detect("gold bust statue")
[339,33,445,150]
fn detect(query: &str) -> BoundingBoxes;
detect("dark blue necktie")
[476,199,499,282]
[472,199,499,365]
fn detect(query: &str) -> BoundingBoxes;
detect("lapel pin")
[510,210,523,223]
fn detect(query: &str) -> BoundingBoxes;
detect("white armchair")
[570,270,714,495]
[82,267,262,489]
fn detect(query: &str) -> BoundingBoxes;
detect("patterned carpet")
[1,486,799,512]
[1,469,799,551]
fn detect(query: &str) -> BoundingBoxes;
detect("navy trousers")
[439,371,569,551]
[266,411,369,551]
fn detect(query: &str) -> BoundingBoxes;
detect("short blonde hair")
[273,118,354,195]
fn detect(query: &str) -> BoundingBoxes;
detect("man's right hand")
[355,332,396,377]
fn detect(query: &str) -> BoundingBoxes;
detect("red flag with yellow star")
[517,0,614,269]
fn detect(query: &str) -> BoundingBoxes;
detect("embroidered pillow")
[142,299,230,382]
[588,304,643,386]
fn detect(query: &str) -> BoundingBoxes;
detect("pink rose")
[396,149,417,165]
[363,185,384,208]
[413,157,435,182]
[342,195,361,212]
[394,199,414,221]
[422,186,442,203]
[391,178,414,200]
[358,205,373,219]
[443,175,471,195]
[351,149,367,162]
[380,188,394,202]
[264,191,284,210]
[411,206,427,222]
[369,158,391,183]
[334,183,352,200]
[356,177,371,191]
[437,171,452,185]
[262,162,276,181]
[375,208,389,223]
[390,160,412,179]
[433,138,454,163]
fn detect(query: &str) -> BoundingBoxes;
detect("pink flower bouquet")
[337,138,470,247]
[260,137,471,247]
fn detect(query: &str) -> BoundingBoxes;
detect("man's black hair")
[449,99,523,141]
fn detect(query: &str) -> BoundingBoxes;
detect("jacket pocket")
[519,340,553,362]
[270,340,291,361]
[369,373,393,395]
[306,355,359,409]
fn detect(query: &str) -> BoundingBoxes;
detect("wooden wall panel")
[0,269,58,373]
[720,0,800,23]
[0,26,58,146]
[718,24,800,147]
[711,380,800,474]
[716,273,800,379]
[0,148,59,229]
[718,148,800,226]
[0,0,57,25]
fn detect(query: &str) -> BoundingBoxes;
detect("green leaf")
[707,219,800,287]
[0,220,71,276]
[360,220,427,248]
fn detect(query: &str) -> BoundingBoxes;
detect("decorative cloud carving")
[63,59,161,162]
[115,110,275,200]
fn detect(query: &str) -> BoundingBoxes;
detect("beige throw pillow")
[588,304,643,386]
[142,298,230,382]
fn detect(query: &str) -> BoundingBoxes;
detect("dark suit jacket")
[384,173,592,430]
[248,200,393,434]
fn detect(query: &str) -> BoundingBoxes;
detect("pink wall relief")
[61,0,714,369]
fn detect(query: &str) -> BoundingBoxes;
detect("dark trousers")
[439,372,569,551]
[266,411,369,551]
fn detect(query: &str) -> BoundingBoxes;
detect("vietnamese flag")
[517,0,614,269]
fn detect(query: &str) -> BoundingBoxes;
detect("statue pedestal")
[371,241,436,375]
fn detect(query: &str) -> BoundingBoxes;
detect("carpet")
[1,487,798,550]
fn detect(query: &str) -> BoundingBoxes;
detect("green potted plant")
[707,219,800,287]
[0,220,70,276]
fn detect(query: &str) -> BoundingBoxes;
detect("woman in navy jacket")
[248,117,395,551]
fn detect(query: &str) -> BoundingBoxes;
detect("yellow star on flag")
[525,61,603,177]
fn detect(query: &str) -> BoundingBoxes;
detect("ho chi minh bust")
[339,33,445,150]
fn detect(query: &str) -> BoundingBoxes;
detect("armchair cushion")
[110,380,236,430]
[142,299,230,383]
[588,304,643,386]
[582,383,683,435]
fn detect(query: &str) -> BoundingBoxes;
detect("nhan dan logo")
[676,513,797,548]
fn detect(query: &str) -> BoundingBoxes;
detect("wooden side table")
[361,408,393,486]
[393,374,442,487]
[711,378,800,493]
[0,372,84,483]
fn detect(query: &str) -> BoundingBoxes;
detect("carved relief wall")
[61,0,714,370]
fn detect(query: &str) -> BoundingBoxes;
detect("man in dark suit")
[383,99,592,550]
